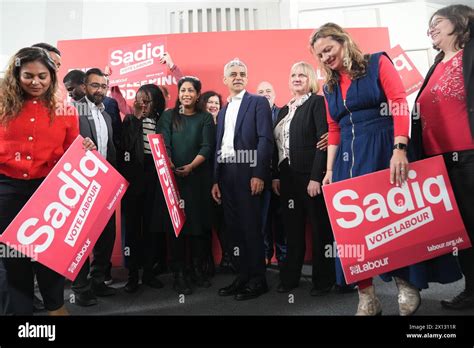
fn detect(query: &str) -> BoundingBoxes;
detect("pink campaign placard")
[107,38,167,86]
[387,45,424,95]
[148,134,186,237]
[0,136,128,281]
[322,156,471,284]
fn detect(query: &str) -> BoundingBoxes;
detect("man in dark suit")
[64,69,121,286]
[63,70,122,151]
[212,58,273,301]
[71,68,117,306]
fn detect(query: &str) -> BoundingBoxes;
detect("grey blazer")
[74,97,117,168]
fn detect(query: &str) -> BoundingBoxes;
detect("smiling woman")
[0,47,81,316]
[413,4,474,310]
[157,75,215,294]
[310,22,462,316]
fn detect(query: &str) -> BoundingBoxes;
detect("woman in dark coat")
[119,84,166,293]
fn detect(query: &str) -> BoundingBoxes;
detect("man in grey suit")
[71,68,117,306]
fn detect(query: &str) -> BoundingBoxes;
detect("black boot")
[142,270,164,289]
[124,269,140,293]
[192,258,211,288]
[173,269,192,295]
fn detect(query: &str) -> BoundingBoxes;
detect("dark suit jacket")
[103,96,122,150]
[118,114,158,192]
[214,91,273,183]
[272,94,328,182]
[74,97,117,168]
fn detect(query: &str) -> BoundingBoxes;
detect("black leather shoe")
[234,283,269,301]
[92,282,116,297]
[75,290,98,307]
[310,285,333,296]
[142,275,164,289]
[441,291,474,310]
[276,282,296,293]
[124,278,140,293]
[218,278,246,296]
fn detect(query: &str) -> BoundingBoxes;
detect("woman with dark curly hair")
[0,47,94,315]
[119,84,167,293]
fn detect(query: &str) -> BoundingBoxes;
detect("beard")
[88,92,104,105]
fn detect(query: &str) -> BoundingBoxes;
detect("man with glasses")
[70,68,118,307]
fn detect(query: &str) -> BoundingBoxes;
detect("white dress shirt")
[220,89,246,159]
[86,97,108,158]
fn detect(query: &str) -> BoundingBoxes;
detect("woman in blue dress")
[310,23,462,315]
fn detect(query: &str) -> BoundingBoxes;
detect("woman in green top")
[158,76,215,294]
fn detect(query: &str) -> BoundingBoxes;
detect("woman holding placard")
[0,47,95,315]
[158,76,215,294]
[310,23,462,315]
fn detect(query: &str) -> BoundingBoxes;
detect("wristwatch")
[393,143,408,151]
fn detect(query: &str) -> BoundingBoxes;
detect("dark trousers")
[278,161,335,289]
[219,164,266,286]
[0,175,64,314]
[444,150,474,293]
[71,213,116,294]
[262,189,287,262]
[122,156,164,277]
[209,199,231,261]
[169,229,208,271]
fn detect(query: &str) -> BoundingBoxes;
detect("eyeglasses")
[427,17,447,35]
[88,83,109,90]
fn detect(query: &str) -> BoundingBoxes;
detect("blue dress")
[324,52,462,289]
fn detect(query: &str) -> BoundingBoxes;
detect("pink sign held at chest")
[0,136,128,281]
[147,134,186,238]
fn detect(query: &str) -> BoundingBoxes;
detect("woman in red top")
[311,23,462,316]
[0,47,94,315]
[413,4,474,310]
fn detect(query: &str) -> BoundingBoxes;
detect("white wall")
[0,0,466,78]
[1,0,48,70]
[297,1,444,75]
[0,0,280,69]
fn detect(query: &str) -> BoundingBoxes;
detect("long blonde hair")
[0,47,59,125]
[309,23,368,93]
[290,61,319,95]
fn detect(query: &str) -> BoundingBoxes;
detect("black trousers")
[0,175,64,314]
[443,150,474,293]
[219,163,266,286]
[209,199,230,260]
[168,230,208,272]
[71,213,116,294]
[278,161,335,289]
[122,155,164,277]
